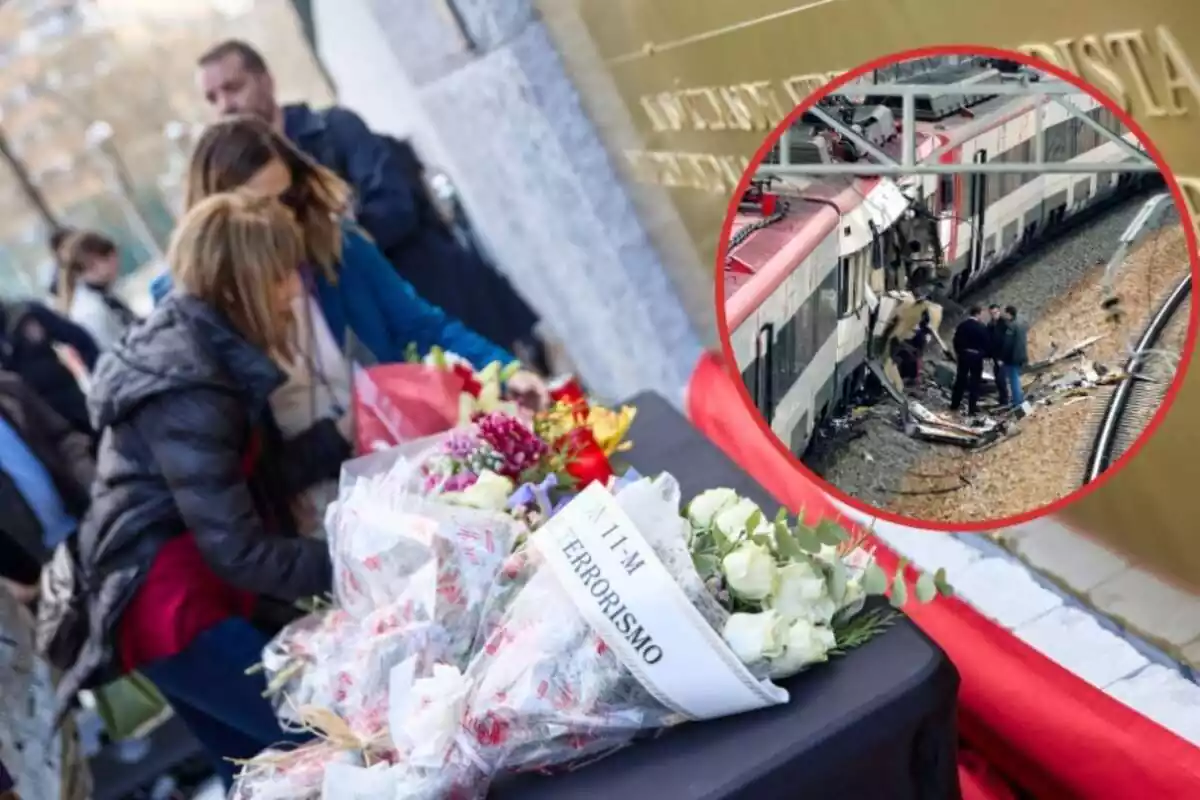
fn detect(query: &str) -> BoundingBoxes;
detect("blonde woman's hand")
[505,370,551,412]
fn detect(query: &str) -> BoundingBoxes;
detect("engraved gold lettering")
[690,87,730,131]
[738,81,786,130]
[718,86,755,130]
[1053,39,1082,74]
[1075,35,1130,111]
[1105,31,1169,117]
[638,97,670,133]
[782,73,828,105]
[1176,176,1200,242]
[1155,25,1200,117]
[623,149,749,194]
[1017,43,1065,68]
[653,92,691,132]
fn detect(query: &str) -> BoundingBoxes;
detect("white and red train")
[726,65,1153,456]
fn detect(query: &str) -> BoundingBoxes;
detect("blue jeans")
[141,618,311,788]
[1003,364,1025,407]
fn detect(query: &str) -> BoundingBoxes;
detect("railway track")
[1082,273,1193,483]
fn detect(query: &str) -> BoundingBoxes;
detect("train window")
[838,258,850,316]
[1002,220,1018,249]
[939,174,954,209]
[816,267,838,347]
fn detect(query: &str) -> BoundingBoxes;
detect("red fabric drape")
[685,351,1200,800]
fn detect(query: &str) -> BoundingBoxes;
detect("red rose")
[560,428,615,488]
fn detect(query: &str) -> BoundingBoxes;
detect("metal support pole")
[777,126,790,168]
[835,79,1083,98]
[806,105,897,166]
[1055,95,1154,166]
[758,160,1156,177]
[901,93,916,168]
[1033,97,1045,165]
[1102,192,1174,296]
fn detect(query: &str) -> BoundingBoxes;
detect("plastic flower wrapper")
[368,474,787,800]
[261,569,446,738]
[231,740,371,800]
[327,438,521,621]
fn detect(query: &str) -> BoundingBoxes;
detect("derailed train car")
[725,62,1152,457]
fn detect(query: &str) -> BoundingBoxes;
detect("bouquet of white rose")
[685,488,951,679]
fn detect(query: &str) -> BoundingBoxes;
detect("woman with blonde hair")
[149,114,549,439]
[39,193,348,788]
[53,230,138,350]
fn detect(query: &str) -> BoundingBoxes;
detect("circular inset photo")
[718,49,1197,528]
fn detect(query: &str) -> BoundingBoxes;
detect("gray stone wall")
[366,0,714,407]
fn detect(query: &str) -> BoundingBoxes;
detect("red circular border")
[713,43,1200,532]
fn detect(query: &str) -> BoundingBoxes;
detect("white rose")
[722,610,788,665]
[442,470,514,510]
[722,541,778,600]
[714,497,763,541]
[687,488,738,528]
[769,561,835,624]
[769,619,837,678]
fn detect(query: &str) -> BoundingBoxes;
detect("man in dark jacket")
[986,304,1009,407]
[194,40,546,368]
[1000,305,1029,407]
[0,371,94,591]
[950,305,990,416]
[0,301,97,437]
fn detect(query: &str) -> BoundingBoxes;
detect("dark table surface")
[492,392,961,800]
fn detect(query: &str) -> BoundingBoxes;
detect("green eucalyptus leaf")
[862,562,889,595]
[775,523,804,560]
[792,525,822,553]
[751,532,774,551]
[934,567,954,597]
[828,558,848,603]
[693,553,721,578]
[774,506,790,524]
[890,576,908,608]
[915,572,937,603]
[815,519,850,546]
[711,523,730,555]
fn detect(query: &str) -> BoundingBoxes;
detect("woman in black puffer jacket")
[39,193,350,788]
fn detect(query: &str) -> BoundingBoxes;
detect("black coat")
[0,371,95,583]
[0,301,98,437]
[40,295,348,707]
[282,104,541,353]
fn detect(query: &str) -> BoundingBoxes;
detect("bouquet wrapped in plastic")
[330,475,790,799]
[257,441,522,742]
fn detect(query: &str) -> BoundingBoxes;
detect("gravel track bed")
[806,191,1185,517]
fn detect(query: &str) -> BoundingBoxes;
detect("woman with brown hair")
[39,193,349,788]
[149,115,549,433]
[53,230,139,351]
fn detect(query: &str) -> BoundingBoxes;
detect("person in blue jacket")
[151,115,549,411]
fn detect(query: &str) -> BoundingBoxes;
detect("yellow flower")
[587,405,636,456]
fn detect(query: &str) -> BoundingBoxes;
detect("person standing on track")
[999,305,1028,408]
[987,304,1009,407]
[951,305,989,416]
